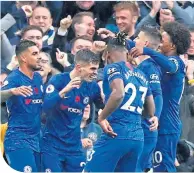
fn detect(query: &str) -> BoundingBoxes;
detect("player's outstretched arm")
[127,40,179,73]
[1,86,33,103]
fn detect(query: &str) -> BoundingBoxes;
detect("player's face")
[187,32,194,56]
[29,7,52,33]
[159,32,173,55]
[79,62,99,82]
[37,52,51,77]
[71,39,93,55]
[25,46,42,71]
[23,30,43,50]
[134,31,147,47]
[115,9,134,33]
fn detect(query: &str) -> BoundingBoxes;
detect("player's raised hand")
[10,86,33,97]
[21,5,33,18]
[149,116,159,131]
[60,15,72,30]
[56,48,70,67]
[97,28,115,39]
[59,77,82,98]
[91,41,107,53]
[98,118,117,138]
[81,138,93,148]
[130,47,144,58]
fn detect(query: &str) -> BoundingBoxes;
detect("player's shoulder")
[169,55,185,72]
[49,72,70,83]
[104,61,124,74]
[5,69,21,82]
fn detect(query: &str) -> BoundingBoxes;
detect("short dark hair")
[71,12,94,32]
[163,22,191,55]
[16,40,37,57]
[140,25,161,49]
[20,25,43,38]
[71,35,93,48]
[106,35,128,53]
[74,49,100,65]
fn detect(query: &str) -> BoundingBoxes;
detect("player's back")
[159,56,185,134]
[103,61,151,140]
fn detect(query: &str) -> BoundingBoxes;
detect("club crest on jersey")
[83,97,89,104]
[46,84,54,93]
[2,80,8,87]
[24,165,32,173]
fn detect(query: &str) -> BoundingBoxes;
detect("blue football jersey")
[159,56,185,134]
[103,61,152,140]
[1,69,43,152]
[41,73,101,155]
[138,58,163,137]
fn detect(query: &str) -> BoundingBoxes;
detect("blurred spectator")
[5,25,43,74]
[4,1,38,40]
[136,1,193,36]
[29,6,55,52]
[180,25,194,143]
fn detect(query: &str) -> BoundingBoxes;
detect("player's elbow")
[113,89,125,102]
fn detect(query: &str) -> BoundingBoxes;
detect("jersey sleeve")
[0,76,18,91]
[143,47,179,73]
[104,64,124,85]
[43,74,63,112]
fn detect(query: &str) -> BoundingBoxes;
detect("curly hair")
[163,22,191,55]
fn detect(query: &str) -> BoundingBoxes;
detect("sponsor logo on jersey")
[150,74,159,80]
[25,99,43,105]
[107,67,117,75]
[60,104,82,114]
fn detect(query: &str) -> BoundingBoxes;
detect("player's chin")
[33,65,42,71]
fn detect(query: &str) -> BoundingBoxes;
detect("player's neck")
[70,69,81,80]
[138,55,150,64]
[19,66,34,79]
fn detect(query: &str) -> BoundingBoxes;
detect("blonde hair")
[114,2,140,17]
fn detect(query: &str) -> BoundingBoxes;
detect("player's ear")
[19,53,27,63]
[145,41,149,47]
[75,64,81,72]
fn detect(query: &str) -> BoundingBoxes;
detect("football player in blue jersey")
[84,36,158,172]
[128,21,191,172]
[41,49,103,172]
[0,40,43,172]
[134,25,163,172]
